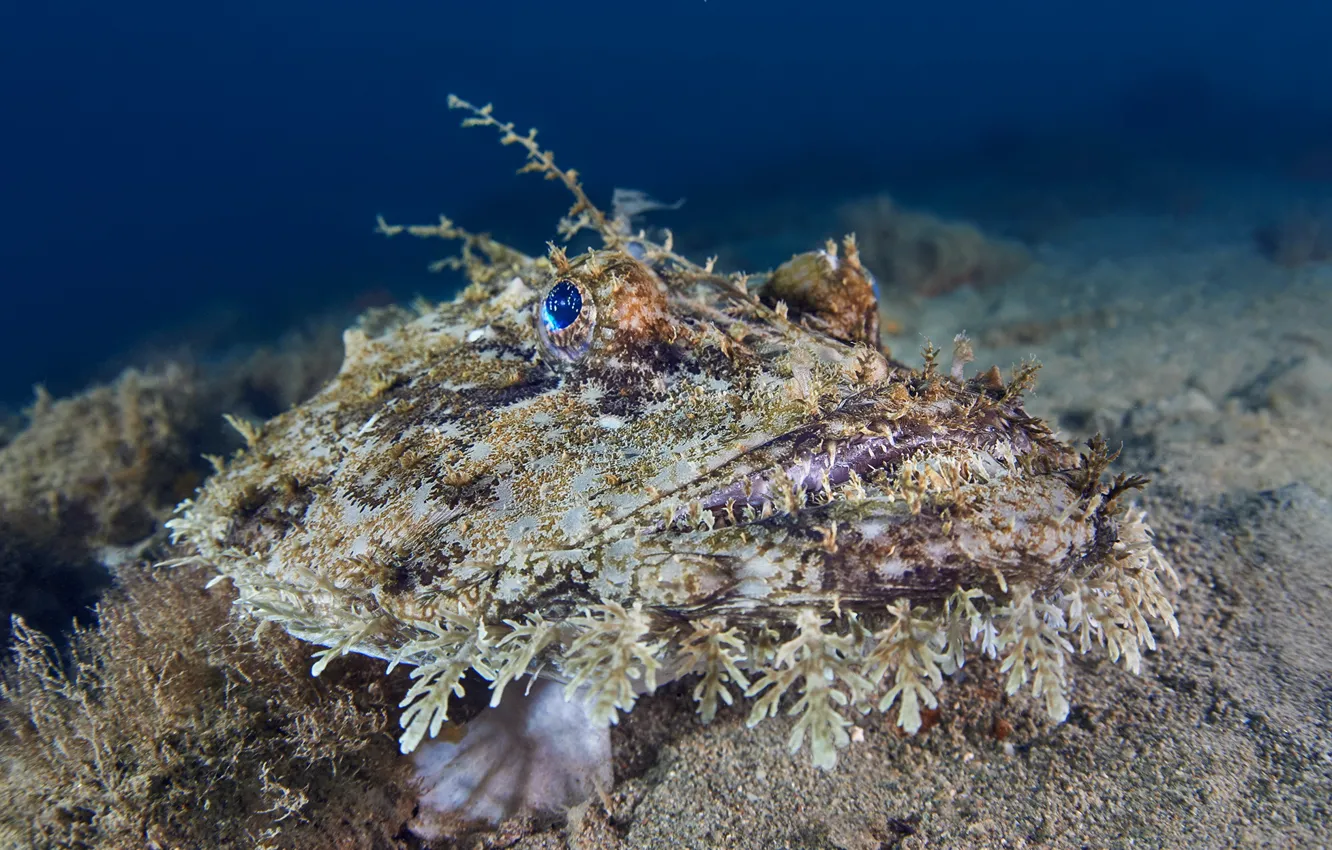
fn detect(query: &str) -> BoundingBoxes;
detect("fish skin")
[167,101,1176,773]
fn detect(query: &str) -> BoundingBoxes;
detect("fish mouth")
[681,415,1036,529]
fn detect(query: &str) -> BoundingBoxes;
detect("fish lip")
[686,418,1034,526]
[696,432,924,516]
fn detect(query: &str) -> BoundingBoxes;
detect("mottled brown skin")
[168,98,1175,788]
[180,232,1114,657]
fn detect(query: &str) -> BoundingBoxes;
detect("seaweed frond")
[447,94,621,248]
[919,340,941,381]
[0,565,415,849]
[678,617,751,723]
[865,600,946,734]
[390,607,490,754]
[1070,434,1120,497]
[561,602,664,725]
[941,586,998,672]
[997,586,1074,723]
[374,213,533,285]
[1117,507,1181,616]
[745,609,870,769]
[950,332,975,381]
[1001,359,1042,402]
[486,612,559,706]
[1062,506,1179,674]
[1062,577,1147,674]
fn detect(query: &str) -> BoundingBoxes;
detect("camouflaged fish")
[167,96,1178,829]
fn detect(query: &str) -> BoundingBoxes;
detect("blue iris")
[541,280,582,331]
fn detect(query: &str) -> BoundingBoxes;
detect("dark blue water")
[3,0,1330,403]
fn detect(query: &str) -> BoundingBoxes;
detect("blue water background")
[2,0,1329,403]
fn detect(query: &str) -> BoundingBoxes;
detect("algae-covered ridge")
[167,96,1179,770]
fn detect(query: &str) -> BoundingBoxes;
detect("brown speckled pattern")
[168,101,1176,770]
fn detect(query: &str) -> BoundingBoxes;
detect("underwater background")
[4,0,1332,404]
[4,2,1332,847]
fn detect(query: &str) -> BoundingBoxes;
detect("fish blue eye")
[541,280,583,331]
[535,277,596,362]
